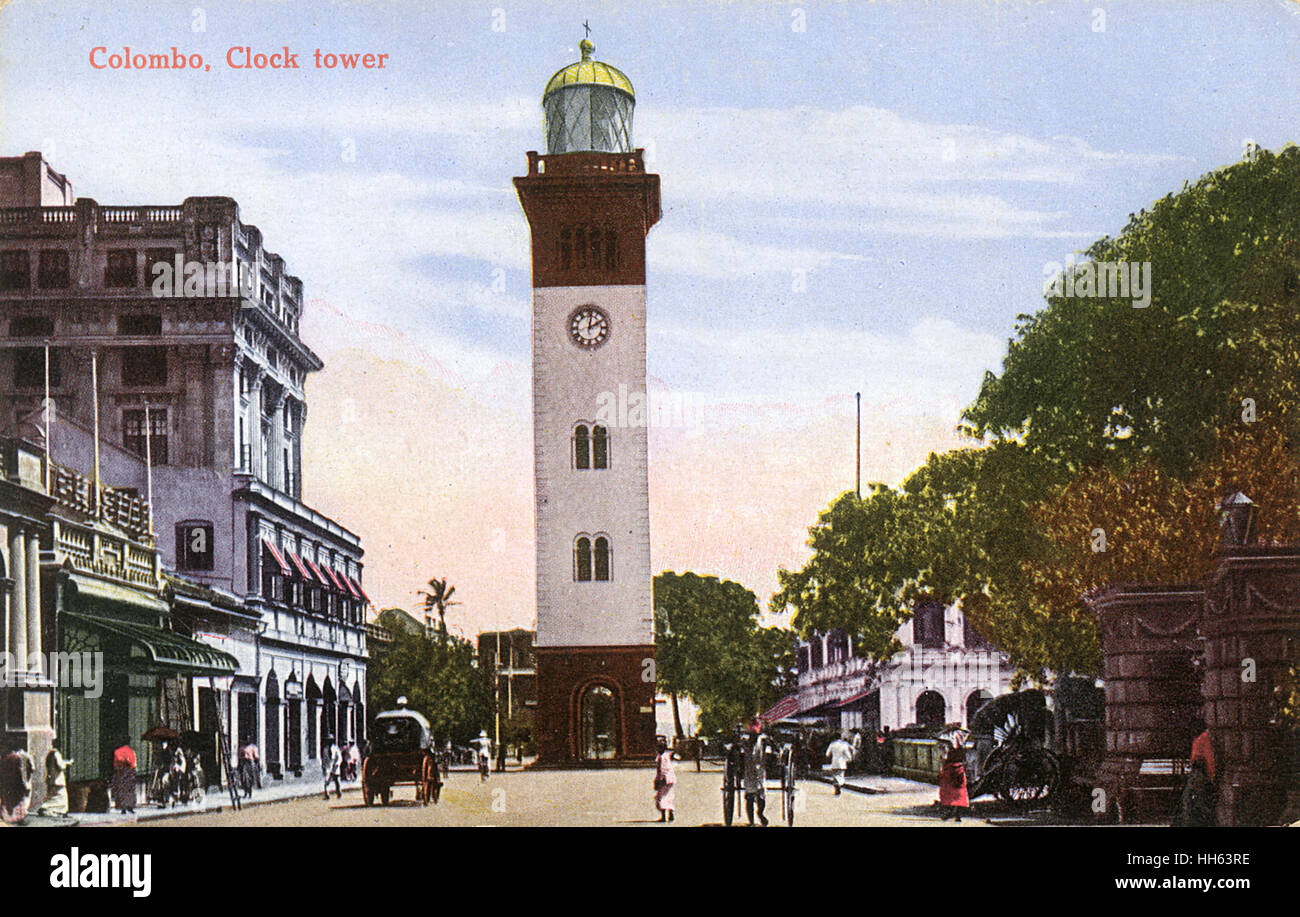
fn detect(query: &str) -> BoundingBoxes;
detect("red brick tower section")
[515,149,661,766]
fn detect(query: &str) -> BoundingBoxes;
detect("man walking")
[238,740,260,798]
[742,717,769,827]
[322,734,342,799]
[826,732,855,796]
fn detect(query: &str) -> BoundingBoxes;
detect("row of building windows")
[261,546,364,625]
[0,247,183,291]
[558,225,620,273]
[11,346,167,389]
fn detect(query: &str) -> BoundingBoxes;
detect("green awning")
[61,611,239,676]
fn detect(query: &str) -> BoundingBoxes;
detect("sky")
[2,0,1298,636]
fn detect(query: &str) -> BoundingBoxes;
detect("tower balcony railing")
[526,149,646,177]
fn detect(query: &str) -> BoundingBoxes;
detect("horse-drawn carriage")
[968,690,1060,805]
[362,705,441,806]
[720,732,797,826]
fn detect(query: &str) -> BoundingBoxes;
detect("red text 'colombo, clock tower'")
[514,37,661,765]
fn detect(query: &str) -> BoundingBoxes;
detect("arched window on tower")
[592,425,608,469]
[559,228,572,271]
[573,424,590,470]
[593,536,611,581]
[604,230,619,271]
[575,536,593,581]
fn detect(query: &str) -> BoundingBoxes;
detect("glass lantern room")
[543,39,635,154]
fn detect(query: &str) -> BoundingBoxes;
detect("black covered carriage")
[362,707,441,806]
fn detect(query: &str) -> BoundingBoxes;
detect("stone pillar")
[7,528,26,669]
[24,531,39,674]
[1089,584,1203,822]
[1201,547,1300,826]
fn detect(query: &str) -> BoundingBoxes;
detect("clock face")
[569,306,610,349]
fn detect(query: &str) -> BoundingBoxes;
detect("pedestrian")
[474,730,491,781]
[37,746,73,817]
[347,740,362,782]
[937,740,969,821]
[0,750,34,823]
[826,732,855,796]
[1173,717,1216,827]
[496,737,507,773]
[111,739,137,814]
[322,734,342,799]
[238,740,260,798]
[742,717,769,827]
[653,736,676,822]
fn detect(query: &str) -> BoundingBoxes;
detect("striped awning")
[285,549,312,582]
[323,564,348,594]
[349,576,370,605]
[262,538,291,577]
[836,688,877,708]
[302,556,332,589]
[62,611,239,676]
[760,693,803,725]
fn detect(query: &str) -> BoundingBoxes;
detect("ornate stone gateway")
[1090,537,1300,825]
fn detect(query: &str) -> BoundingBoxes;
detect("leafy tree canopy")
[368,623,494,746]
[654,571,795,737]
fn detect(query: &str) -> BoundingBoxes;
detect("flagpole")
[43,341,51,490]
[855,391,861,499]
[91,350,101,514]
[144,402,154,536]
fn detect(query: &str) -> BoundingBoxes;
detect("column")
[25,531,40,675]
[7,529,25,670]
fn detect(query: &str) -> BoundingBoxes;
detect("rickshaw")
[362,703,441,806]
[721,731,797,827]
[141,726,206,806]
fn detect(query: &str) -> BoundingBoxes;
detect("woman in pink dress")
[653,736,676,822]
[937,740,969,821]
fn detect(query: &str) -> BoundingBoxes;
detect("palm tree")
[418,577,460,640]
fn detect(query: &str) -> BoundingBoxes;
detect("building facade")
[782,600,1015,732]
[0,152,370,787]
[1,435,238,808]
[514,39,660,764]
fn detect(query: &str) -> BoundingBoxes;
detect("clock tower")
[514,37,660,764]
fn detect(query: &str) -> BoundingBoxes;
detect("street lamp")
[1217,491,1257,547]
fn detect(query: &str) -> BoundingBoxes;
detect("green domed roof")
[543,39,635,101]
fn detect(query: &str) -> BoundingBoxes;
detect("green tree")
[654,571,795,738]
[368,626,494,745]
[775,146,1300,682]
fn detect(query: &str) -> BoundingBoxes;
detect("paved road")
[136,764,997,827]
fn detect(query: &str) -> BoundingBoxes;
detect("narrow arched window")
[574,424,590,470]
[574,227,588,269]
[591,425,608,469]
[604,230,618,271]
[594,536,610,581]
[575,537,592,581]
[589,227,602,269]
[559,228,572,271]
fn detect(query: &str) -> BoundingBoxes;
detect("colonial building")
[1,435,238,807]
[771,600,1015,732]
[515,39,660,763]
[0,152,371,787]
